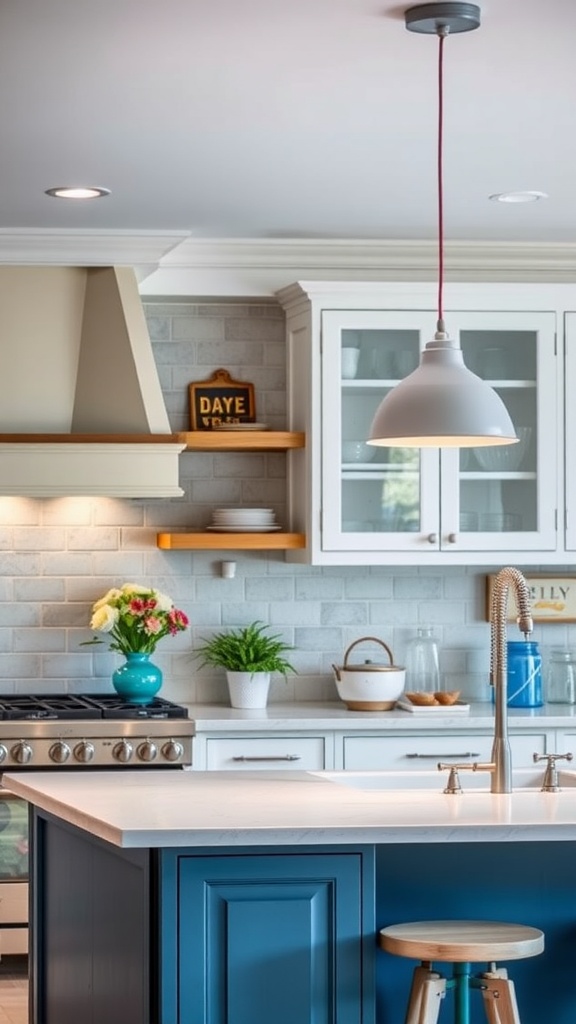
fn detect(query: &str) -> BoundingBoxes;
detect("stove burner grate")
[0,694,189,721]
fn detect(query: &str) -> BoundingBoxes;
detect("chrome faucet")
[474,566,533,794]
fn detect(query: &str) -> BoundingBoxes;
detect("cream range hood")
[0,266,184,497]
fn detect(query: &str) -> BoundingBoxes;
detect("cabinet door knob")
[448,533,457,543]
[427,533,438,544]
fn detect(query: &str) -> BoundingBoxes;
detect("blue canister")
[506,640,543,708]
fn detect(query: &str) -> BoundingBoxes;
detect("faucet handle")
[437,761,478,794]
[533,752,574,792]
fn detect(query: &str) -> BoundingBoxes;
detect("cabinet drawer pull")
[404,752,481,759]
[231,754,302,762]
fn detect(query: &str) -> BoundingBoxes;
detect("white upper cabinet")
[279,282,566,566]
[564,313,576,552]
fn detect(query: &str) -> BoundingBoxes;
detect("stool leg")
[452,962,472,1024]
[405,963,446,1024]
[478,969,521,1024]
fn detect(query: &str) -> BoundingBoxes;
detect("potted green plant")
[196,621,296,709]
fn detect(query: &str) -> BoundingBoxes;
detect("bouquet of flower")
[83,584,189,656]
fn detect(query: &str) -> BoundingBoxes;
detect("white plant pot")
[226,671,271,709]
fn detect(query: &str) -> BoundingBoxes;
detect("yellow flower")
[152,589,173,613]
[92,588,122,612]
[121,583,151,597]
[90,604,119,632]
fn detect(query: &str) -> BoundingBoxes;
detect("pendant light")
[368,3,518,449]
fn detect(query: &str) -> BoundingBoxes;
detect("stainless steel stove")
[0,694,194,956]
[0,693,194,769]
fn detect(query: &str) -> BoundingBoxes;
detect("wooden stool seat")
[379,920,545,1024]
[379,919,544,962]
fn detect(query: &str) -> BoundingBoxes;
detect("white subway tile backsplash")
[269,602,320,626]
[344,577,393,599]
[320,603,368,627]
[14,628,66,652]
[0,553,42,575]
[67,528,119,551]
[245,578,294,602]
[14,579,65,602]
[394,576,443,599]
[295,576,344,600]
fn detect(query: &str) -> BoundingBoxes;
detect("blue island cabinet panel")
[159,846,376,1024]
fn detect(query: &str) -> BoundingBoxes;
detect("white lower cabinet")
[192,723,560,773]
[341,731,549,770]
[553,729,576,757]
[196,735,328,771]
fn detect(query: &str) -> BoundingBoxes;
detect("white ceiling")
[2,0,575,246]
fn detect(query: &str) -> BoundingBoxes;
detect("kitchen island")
[6,769,576,1024]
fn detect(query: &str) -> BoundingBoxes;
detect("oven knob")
[0,745,6,763]
[113,740,133,763]
[162,739,184,763]
[11,741,33,765]
[49,741,71,764]
[137,740,157,762]
[73,741,95,764]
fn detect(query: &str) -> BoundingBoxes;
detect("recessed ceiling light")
[489,191,548,204]
[44,186,110,200]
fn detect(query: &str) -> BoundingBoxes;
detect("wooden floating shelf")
[0,433,184,444]
[174,430,305,452]
[0,431,305,452]
[157,532,306,551]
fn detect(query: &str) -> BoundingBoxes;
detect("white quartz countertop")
[6,768,576,849]
[185,701,576,731]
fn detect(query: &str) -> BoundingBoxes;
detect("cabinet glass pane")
[342,328,420,381]
[341,329,422,534]
[458,329,538,534]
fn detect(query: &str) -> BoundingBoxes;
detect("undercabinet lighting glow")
[44,186,110,200]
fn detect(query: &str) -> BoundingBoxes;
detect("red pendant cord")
[437,29,446,332]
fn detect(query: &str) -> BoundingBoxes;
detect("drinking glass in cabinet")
[341,348,360,379]
[351,329,420,380]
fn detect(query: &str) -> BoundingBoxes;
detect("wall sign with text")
[189,368,256,430]
[486,574,576,623]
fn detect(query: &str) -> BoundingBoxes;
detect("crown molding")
[0,232,574,296]
[0,230,190,278]
[139,237,576,297]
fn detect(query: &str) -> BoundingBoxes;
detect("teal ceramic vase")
[112,652,163,705]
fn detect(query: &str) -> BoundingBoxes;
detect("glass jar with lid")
[545,648,576,705]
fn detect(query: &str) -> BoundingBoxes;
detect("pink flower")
[144,615,163,634]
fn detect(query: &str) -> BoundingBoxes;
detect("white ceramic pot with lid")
[332,636,406,711]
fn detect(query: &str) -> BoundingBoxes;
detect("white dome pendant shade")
[368,327,519,448]
[369,2,518,450]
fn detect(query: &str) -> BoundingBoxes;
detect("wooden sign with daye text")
[189,368,256,430]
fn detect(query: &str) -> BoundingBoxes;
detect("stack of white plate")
[208,508,281,532]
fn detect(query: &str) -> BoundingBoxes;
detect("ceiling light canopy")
[368,2,518,450]
[45,186,110,200]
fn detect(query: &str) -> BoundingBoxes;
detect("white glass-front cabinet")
[282,283,559,566]
[564,312,576,552]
